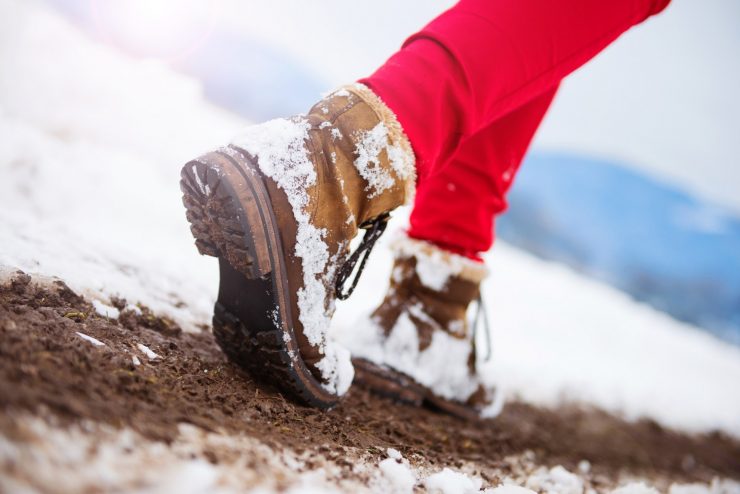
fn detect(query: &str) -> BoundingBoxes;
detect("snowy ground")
[7,411,736,494]
[1,1,739,492]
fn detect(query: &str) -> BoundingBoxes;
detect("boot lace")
[471,291,492,363]
[335,213,390,300]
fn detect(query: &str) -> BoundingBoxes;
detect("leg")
[408,86,559,259]
[361,0,670,177]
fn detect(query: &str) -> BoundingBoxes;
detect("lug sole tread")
[180,151,338,409]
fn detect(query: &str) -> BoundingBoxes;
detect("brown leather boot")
[180,84,415,408]
[347,232,502,420]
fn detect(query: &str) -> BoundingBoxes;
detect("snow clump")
[353,122,397,198]
[92,299,120,319]
[136,343,160,360]
[525,465,583,494]
[483,487,537,494]
[610,483,660,494]
[75,332,105,347]
[423,467,483,494]
[378,458,417,494]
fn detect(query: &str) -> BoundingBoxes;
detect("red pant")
[361,0,670,259]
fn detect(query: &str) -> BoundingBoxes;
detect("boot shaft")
[373,233,488,349]
[305,83,416,231]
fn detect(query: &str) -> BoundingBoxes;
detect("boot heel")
[180,148,273,279]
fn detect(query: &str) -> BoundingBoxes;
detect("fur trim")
[391,231,489,286]
[341,83,417,204]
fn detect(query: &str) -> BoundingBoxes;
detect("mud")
[1,271,738,489]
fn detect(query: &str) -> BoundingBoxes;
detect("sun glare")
[90,0,221,62]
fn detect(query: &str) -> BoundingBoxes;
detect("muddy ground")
[0,271,738,492]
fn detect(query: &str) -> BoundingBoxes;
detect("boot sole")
[180,146,339,409]
[352,357,483,421]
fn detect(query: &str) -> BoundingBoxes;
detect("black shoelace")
[335,213,391,300]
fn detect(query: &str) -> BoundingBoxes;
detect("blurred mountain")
[498,153,740,344]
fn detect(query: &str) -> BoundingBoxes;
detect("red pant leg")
[407,87,558,260]
[361,0,670,178]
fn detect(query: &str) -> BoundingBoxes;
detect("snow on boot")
[180,84,415,408]
[347,232,503,420]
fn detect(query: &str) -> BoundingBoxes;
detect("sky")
[218,0,740,212]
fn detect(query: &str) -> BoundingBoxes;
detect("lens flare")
[90,0,221,62]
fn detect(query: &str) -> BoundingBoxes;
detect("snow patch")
[315,343,354,397]
[125,304,142,316]
[0,414,356,494]
[92,299,120,319]
[386,447,402,460]
[353,122,396,198]
[525,466,583,494]
[611,483,660,494]
[484,487,537,494]
[378,458,416,494]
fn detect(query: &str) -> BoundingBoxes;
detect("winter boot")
[346,232,502,420]
[180,84,415,408]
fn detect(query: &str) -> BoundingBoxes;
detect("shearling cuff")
[391,231,489,286]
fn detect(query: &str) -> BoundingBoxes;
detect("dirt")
[1,271,739,490]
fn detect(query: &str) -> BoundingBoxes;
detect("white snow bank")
[0,0,240,331]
